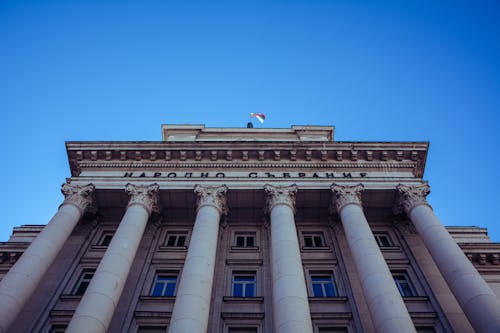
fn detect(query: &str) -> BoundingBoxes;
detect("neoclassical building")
[0,124,500,333]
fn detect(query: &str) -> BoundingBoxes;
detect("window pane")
[314,236,324,247]
[233,283,243,297]
[245,283,255,297]
[165,282,176,296]
[304,236,313,247]
[177,235,186,246]
[236,236,245,247]
[228,328,258,333]
[380,236,391,247]
[324,282,336,296]
[246,236,254,247]
[151,283,164,296]
[312,283,323,297]
[166,236,176,246]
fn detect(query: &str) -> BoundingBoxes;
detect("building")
[1,124,500,333]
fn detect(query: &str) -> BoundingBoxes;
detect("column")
[168,185,227,333]
[331,184,416,333]
[66,183,159,333]
[0,183,94,333]
[397,184,500,333]
[264,184,313,333]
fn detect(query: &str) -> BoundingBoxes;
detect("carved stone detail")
[330,183,364,213]
[393,219,417,235]
[125,183,160,215]
[61,183,95,213]
[194,184,228,215]
[395,184,431,215]
[264,184,298,214]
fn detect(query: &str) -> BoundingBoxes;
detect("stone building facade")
[0,124,500,333]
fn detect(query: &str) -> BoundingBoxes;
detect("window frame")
[392,272,417,297]
[234,232,257,248]
[301,231,328,249]
[231,272,257,298]
[310,273,337,297]
[164,231,189,248]
[72,269,95,296]
[150,271,178,297]
[98,232,114,247]
[373,232,394,248]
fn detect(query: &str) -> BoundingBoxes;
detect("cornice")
[67,143,428,178]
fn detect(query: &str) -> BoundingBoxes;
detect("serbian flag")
[250,113,266,123]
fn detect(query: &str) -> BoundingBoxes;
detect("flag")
[250,113,266,124]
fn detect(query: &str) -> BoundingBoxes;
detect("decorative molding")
[264,184,298,214]
[61,183,95,214]
[194,184,228,215]
[395,184,431,215]
[330,183,364,213]
[393,219,418,235]
[125,183,160,215]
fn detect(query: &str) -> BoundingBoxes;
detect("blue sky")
[0,0,499,242]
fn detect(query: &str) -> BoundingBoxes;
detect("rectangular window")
[151,273,178,296]
[73,269,95,296]
[311,274,336,297]
[228,327,258,333]
[99,232,114,247]
[318,327,348,333]
[165,232,187,247]
[137,326,167,333]
[234,233,256,248]
[374,233,393,247]
[303,232,325,247]
[393,273,417,297]
[318,328,348,333]
[232,273,256,297]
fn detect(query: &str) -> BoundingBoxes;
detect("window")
[318,328,348,333]
[51,325,67,333]
[165,232,187,247]
[311,274,336,297]
[393,273,416,297]
[234,232,256,247]
[232,273,256,297]
[137,326,167,333]
[374,233,393,247]
[73,269,95,296]
[151,273,178,296]
[228,327,258,333]
[416,328,436,333]
[99,232,114,246]
[303,232,325,247]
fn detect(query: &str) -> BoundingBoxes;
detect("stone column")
[66,183,159,333]
[0,183,94,333]
[331,184,416,333]
[168,185,228,333]
[264,184,313,333]
[397,184,500,333]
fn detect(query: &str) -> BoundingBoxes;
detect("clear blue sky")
[1,0,499,242]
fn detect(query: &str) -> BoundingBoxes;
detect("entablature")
[66,141,428,178]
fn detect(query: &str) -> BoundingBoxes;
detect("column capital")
[330,183,364,213]
[194,184,228,215]
[395,183,431,215]
[61,183,95,213]
[125,183,160,215]
[264,184,298,214]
